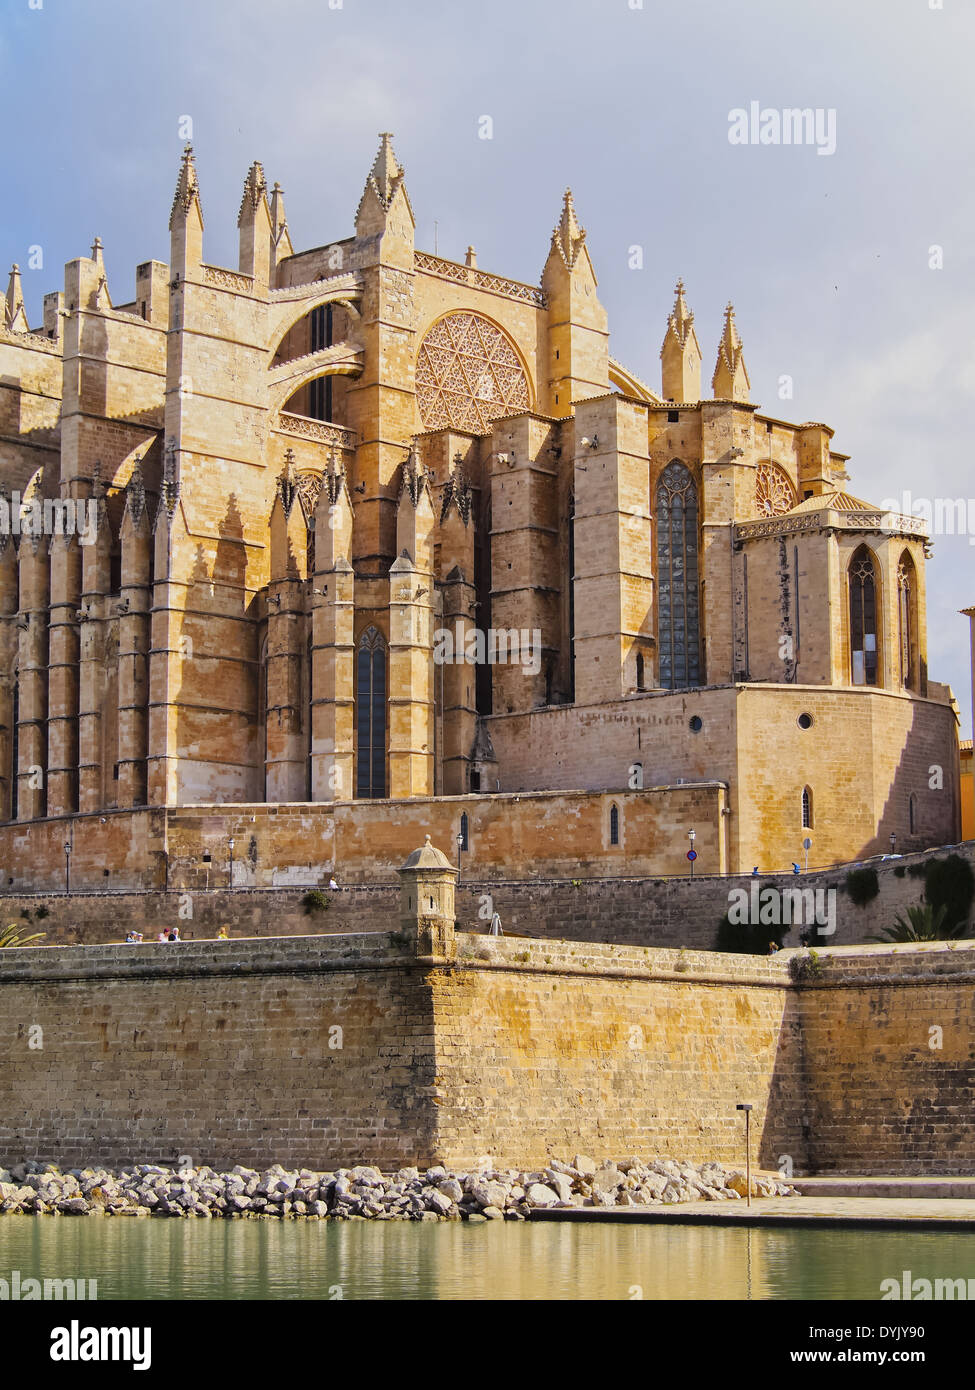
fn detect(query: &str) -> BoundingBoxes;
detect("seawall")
[2,933,972,1175]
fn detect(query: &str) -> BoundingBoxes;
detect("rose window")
[415,312,531,434]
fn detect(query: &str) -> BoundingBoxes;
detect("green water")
[1,1217,973,1300]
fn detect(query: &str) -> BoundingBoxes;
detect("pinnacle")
[169,143,202,229]
[551,187,587,270]
[370,131,402,207]
[237,160,268,225]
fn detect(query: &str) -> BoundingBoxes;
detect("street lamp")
[228,838,235,890]
[736,1102,753,1207]
[889,832,897,855]
[456,832,464,883]
[687,828,696,878]
[63,841,72,896]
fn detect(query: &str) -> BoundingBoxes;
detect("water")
[1,1217,973,1300]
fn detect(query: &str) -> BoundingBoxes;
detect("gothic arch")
[355,625,387,799]
[848,543,881,687]
[896,549,919,690]
[655,460,701,689]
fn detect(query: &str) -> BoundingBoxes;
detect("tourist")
[217,926,229,940]
[156,931,168,943]
[328,875,339,890]
[168,927,180,942]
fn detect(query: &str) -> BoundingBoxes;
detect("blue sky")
[2,0,972,730]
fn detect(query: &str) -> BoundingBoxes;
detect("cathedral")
[0,133,961,885]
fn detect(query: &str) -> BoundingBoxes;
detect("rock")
[419,1210,441,1222]
[525,1183,559,1206]
[545,1172,573,1203]
[572,1155,597,1178]
[591,1164,621,1194]
[59,1197,90,1215]
[467,1212,488,1223]
[427,1190,453,1215]
[437,1178,464,1203]
[468,1180,509,1211]
[425,1166,448,1183]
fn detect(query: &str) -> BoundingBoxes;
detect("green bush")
[922,855,974,933]
[893,866,906,878]
[871,902,968,943]
[845,866,879,907]
[908,862,927,879]
[301,890,331,915]
[715,884,789,955]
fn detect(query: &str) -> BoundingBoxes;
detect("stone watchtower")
[396,835,457,962]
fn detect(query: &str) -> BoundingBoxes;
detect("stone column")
[46,533,82,814]
[16,536,49,820]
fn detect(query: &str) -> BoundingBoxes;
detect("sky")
[1,0,972,729]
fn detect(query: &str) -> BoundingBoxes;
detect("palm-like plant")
[871,902,968,943]
[0,921,46,948]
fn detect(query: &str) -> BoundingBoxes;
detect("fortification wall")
[3,841,971,949]
[1,933,973,1175]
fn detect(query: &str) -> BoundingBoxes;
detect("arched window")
[610,803,620,846]
[355,626,387,798]
[636,652,645,691]
[801,786,813,829]
[849,545,880,686]
[909,792,917,835]
[656,461,701,689]
[897,551,918,690]
[460,812,469,851]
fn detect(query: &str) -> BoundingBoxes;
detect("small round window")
[797,712,813,730]
[689,716,703,733]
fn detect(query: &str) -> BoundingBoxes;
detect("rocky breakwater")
[0,1156,796,1220]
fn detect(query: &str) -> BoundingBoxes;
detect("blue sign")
[687,849,697,861]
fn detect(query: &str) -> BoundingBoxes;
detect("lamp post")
[736,1102,753,1207]
[687,828,696,878]
[456,832,464,883]
[889,832,897,855]
[63,840,71,896]
[228,838,235,890]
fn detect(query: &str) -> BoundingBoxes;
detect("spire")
[712,301,751,402]
[660,278,702,403]
[371,132,402,207]
[355,132,414,232]
[5,263,28,332]
[550,189,587,271]
[169,144,203,230]
[237,161,268,227]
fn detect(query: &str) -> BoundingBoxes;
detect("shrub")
[871,902,968,943]
[0,921,46,948]
[893,866,906,878]
[715,884,789,955]
[922,855,974,933]
[301,890,331,916]
[845,866,879,907]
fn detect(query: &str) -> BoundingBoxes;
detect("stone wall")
[0,784,726,894]
[2,839,972,947]
[1,931,973,1175]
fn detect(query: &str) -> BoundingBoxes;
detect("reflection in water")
[0,1217,971,1301]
